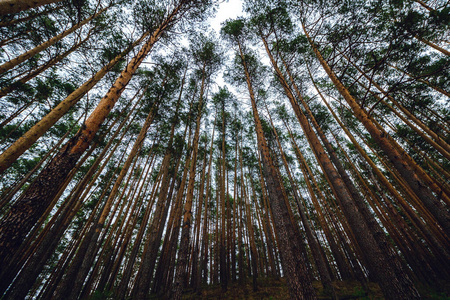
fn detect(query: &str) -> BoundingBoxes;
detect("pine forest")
[0,0,449,299]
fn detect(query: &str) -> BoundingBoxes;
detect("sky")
[210,0,244,34]
[205,0,270,103]
[201,0,245,95]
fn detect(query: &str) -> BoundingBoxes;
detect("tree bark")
[0,0,64,16]
[0,30,148,174]
[0,3,184,267]
[0,6,108,74]
[237,40,316,299]
[172,63,207,300]
[303,23,450,236]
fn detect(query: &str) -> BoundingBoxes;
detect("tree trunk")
[0,4,63,26]
[0,6,108,74]
[0,4,184,267]
[264,98,336,298]
[152,122,192,296]
[172,63,207,300]
[0,0,65,16]
[0,32,91,98]
[0,31,148,173]
[265,30,421,297]
[0,103,137,298]
[237,40,316,299]
[303,22,450,237]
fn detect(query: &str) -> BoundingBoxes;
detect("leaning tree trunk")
[0,104,138,298]
[0,3,184,267]
[0,4,63,27]
[0,0,65,16]
[0,30,149,174]
[68,107,158,300]
[0,6,108,74]
[302,23,450,235]
[0,32,91,99]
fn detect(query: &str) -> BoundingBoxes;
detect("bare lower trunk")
[0,0,64,16]
[303,23,450,237]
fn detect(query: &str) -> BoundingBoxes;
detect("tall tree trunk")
[297,63,420,296]
[240,155,259,292]
[0,3,185,267]
[0,6,108,74]
[191,120,214,292]
[200,119,215,286]
[219,103,228,292]
[286,124,353,281]
[263,99,337,298]
[263,31,420,298]
[132,73,186,299]
[302,22,450,237]
[0,101,138,298]
[0,30,148,173]
[255,152,280,278]
[63,97,159,299]
[172,63,207,300]
[237,40,316,300]
[152,122,192,296]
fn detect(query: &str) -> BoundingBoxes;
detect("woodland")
[0,0,449,299]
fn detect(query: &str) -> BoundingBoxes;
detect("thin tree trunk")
[0,4,64,26]
[237,40,316,299]
[0,0,65,16]
[132,73,186,299]
[0,32,91,98]
[0,6,108,74]
[200,119,215,285]
[0,4,185,266]
[191,125,212,292]
[152,122,192,296]
[219,102,228,292]
[336,50,450,156]
[240,157,259,292]
[303,23,450,235]
[0,100,33,129]
[388,63,450,97]
[414,34,450,56]
[172,63,207,300]
[0,31,148,173]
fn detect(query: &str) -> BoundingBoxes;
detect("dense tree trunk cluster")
[0,0,448,299]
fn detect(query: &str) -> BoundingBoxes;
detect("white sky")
[202,0,245,96]
[210,0,244,34]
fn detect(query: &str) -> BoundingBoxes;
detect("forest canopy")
[0,0,449,299]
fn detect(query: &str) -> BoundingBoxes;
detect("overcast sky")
[210,0,244,34]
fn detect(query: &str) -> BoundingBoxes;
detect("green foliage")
[133,0,166,33]
[221,18,247,41]
[352,286,369,298]
[89,290,113,300]
[0,1,449,299]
